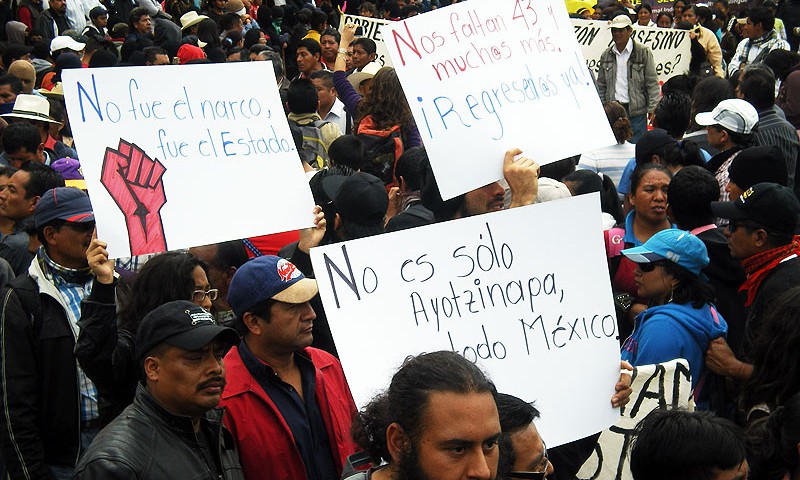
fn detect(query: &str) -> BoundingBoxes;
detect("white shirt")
[65,0,102,31]
[613,39,633,104]
[322,98,348,135]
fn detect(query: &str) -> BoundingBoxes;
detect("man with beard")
[220,255,358,480]
[36,0,69,40]
[73,300,244,479]
[419,147,540,222]
[349,351,502,480]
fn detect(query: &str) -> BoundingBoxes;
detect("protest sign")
[62,63,314,258]
[311,194,621,447]
[576,359,694,480]
[380,0,615,200]
[572,19,691,84]
[339,13,394,67]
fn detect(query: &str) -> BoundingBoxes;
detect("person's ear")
[242,311,263,335]
[754,228,769,247]
[386,422,409,464]
[143,356,160,381]
[334,212,342,231]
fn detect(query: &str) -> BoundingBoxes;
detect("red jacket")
[220,346,358,480]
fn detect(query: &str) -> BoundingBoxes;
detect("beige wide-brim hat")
[347,61,383,91]
[1,94,61,124]
[180,11,209,31]
[39,82,64,99]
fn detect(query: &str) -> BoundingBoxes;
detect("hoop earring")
[667,287,674,304]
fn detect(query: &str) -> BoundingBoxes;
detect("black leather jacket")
[73,384,245,480]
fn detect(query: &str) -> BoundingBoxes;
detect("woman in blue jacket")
[620,229,728,404]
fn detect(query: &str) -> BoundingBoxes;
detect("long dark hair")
[118,252,208,333]
[356,66,413,130]
[741,287,800,413]
[661,261,715,308]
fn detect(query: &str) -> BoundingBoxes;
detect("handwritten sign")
[62,63,314,258]
[380,0,615,200]
[572,19,691,85]
[576,359,694,480]
[311,194,621,447]
[339,13,394,67]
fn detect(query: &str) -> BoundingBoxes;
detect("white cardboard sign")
[380,0,615,200]
[310,194,621,448]
[577,359,694,480]
[339,13,394,67]
[62,63,314,258]
[572,19,691,85]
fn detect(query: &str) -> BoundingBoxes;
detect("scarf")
[739,29,780,66]
[740,235,800,306]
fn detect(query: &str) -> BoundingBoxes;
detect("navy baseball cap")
[622,229,709,276]
[34,187,94,228]
[136,300,239,359]
[228,256,318,319]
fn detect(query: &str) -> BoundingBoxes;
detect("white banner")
[577,359,694,480]
[311,194,621,448]
[572,19,691,85]
[63,63,314,258]
[339,13,394,67]
[380,0,615,200]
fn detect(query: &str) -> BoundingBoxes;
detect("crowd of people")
[0,0,798,479]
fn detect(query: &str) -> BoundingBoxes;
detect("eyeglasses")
[509,441,549,480]
[192,289,219,302]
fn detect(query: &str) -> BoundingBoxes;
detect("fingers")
[620,360,633,372]
[503,148,523,165]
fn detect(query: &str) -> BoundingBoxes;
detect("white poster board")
[339,13,394,67]
[380,0,614,200]
[311,194,621,448]
[572,19,691,85]
[62,63,314,258]
[577,359,694,480]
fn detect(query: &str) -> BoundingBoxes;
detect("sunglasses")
[509,441,549,480]
[637,262,663,273]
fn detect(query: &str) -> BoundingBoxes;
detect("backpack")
[290,119,330,170]
[356,115,403,187]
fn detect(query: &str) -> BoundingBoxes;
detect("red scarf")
[740,235,800,306]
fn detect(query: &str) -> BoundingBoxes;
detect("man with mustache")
[220,255,358,480]
[73,300,244,479]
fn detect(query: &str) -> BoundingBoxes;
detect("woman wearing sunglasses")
[620,229,728,408]
[76,247,218,421]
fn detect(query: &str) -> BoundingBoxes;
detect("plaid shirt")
[39,248,99,422]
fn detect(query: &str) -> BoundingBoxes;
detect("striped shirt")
[577,142,636,188]
[40,249,99,422]
[753,108,800,189]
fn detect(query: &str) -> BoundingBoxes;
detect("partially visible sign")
[339,13,394,67]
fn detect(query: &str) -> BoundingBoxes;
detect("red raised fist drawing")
[101,139,168,256]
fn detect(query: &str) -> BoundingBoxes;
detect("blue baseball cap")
[228,256,318,319]
[621,229,709,276]
[34,187,94,228]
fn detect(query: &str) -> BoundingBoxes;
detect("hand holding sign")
[101,139,168,256]
[503,148,540,208]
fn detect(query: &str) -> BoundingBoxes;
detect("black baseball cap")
[711,182,800,235]
[136,300,239,359]
[323,172,388,238]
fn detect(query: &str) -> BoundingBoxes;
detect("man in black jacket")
[73,300,244,479]
[0,187,99,480]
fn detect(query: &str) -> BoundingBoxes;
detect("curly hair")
[356,66,413,131]
[741,287,800,413]
[118,252,208,334]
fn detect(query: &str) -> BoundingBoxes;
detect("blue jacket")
[621,302,727,387]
